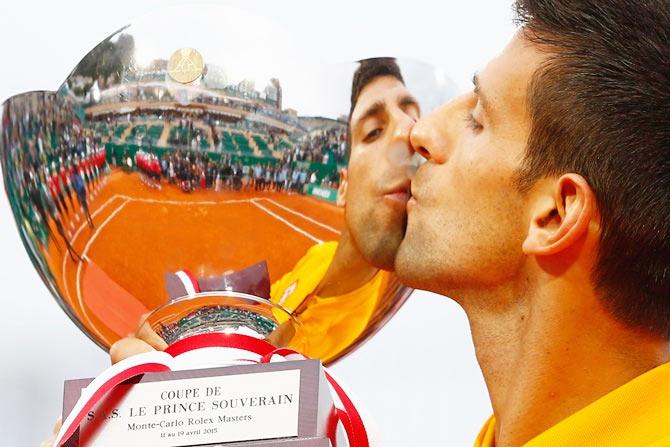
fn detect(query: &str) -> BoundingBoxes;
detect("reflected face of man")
[346,75,419,271]
[395,34,546,294]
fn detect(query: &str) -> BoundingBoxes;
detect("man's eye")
[363,128,382,142]
[465,113,483,132]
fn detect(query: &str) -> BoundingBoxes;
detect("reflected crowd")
[132,148,317,194]
[2,93,108,262]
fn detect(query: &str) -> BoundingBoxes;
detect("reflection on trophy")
[0,6,453,446]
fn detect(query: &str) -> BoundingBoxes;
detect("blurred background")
[0,1,515,445]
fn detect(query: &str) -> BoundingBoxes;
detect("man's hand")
[109,336,156,364]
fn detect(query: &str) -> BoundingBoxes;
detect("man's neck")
[315,228,378,297]
[461,270,670,447]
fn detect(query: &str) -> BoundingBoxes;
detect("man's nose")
[409,98,463,163]
[384,111,418,169]
[390,110,415,145]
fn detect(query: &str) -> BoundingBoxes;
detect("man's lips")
[407,184,420,210]
[407,196,417,211]
[383,180,412,205]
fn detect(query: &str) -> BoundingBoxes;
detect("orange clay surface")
[42,168,344,347]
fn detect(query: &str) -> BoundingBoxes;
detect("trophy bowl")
[0,5,454,365]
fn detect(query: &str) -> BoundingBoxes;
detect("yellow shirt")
[474,361,670,446]
[271,241,340,313]
[271,241,388,362]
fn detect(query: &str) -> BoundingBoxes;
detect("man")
[395,1,669,445]
[38,169,81,263]
[297,168,308,194]
[267,58,419,361]
[72,163,94,229]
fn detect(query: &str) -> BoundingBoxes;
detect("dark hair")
[346,58,404,158]
[514,0,670,337]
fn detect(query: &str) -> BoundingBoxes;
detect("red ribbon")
[165,332,276,357]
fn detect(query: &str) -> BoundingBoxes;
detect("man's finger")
[134,312,169,351]
[136,321,169,352]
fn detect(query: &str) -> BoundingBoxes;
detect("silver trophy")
[1,5,455,446]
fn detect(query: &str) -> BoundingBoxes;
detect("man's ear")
[336,169,348,208]
[522,173,595,256]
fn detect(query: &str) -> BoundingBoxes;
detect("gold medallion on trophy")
[167,48,204,84]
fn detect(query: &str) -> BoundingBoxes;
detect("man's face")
[395,34,546,294]
[346,75,419,271]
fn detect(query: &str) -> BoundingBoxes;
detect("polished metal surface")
[0,6,454,364]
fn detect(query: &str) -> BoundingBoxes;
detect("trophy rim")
[144,290,300,325]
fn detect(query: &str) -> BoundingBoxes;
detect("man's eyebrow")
[398,94,421,114]
[352,100,385,130]
[472,73,492,115]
